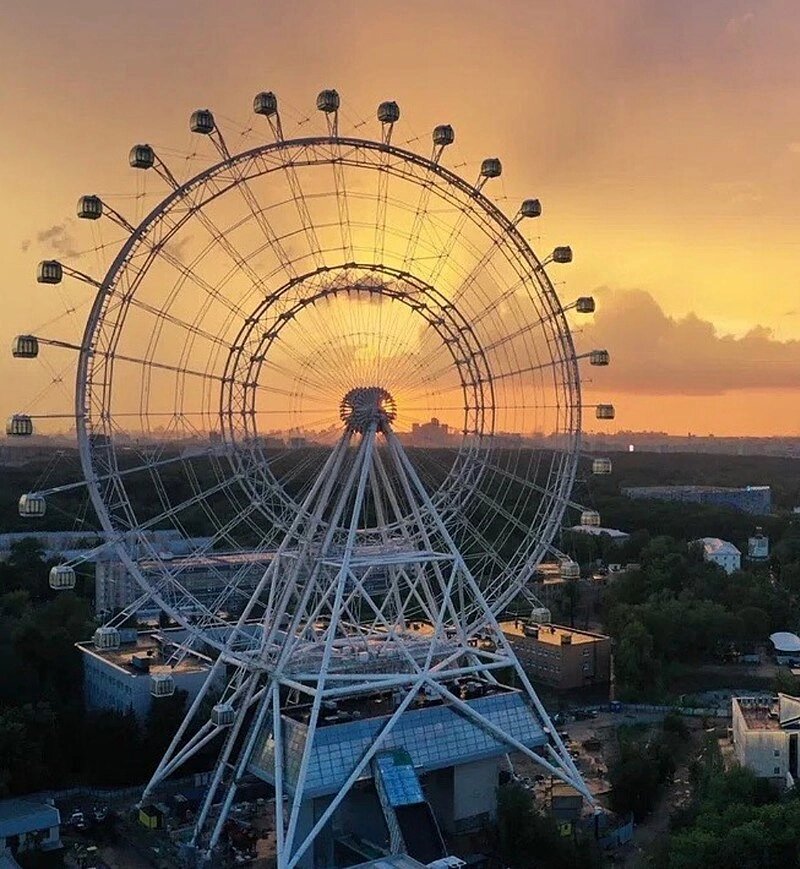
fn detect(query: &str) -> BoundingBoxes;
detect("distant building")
[732,694,800,788]
[407,418,453,447]
[694,537,741,574]
[95,548,269,617]
[499,621,611,691]
[77,628,217,722]
[567,526,630,544]
[0,798,61,857]
[747,527,769,561]
[769,632,800,666]
[622,485,771,516]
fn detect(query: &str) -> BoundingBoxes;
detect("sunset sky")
[2,0,799,437]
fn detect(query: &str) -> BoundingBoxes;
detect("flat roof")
[76,631,210,677]
[734,697,783,730]
[0,799,59,837]
[351,857,427,869]
[499,621,607,646]
[284,681,515,726]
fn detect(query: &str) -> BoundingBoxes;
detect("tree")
[614,619,661,699]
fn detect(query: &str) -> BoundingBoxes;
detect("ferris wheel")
[11,91,611,644]
[10,90,613,864]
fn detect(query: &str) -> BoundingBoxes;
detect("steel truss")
[142,418,591,866]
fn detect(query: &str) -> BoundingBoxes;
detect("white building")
[0,798,61,857]
[695,537,741,574]
[732,694,800,788]
[78,629,218,722]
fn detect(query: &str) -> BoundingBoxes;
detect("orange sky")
[2,0,799,437]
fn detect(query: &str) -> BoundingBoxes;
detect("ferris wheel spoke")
[280,151,325,269]
[329,140,354,260]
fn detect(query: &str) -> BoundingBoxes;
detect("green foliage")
[667,763,800,869]
[600,525,800,698]
[0,546,194,794]
[609,725,674,820]
[496,783,601,869]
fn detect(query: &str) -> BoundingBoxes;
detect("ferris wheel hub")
[339,386,397,433]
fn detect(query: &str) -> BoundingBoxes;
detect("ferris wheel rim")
[64,128,584,654]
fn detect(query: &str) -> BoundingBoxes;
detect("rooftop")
[0,798,59,838]
[696,537,741,557]
[568,526,629,539]
[283,680,514,726]
[499,621,608,646]
[734,694,800,731]
[76,631,211,677]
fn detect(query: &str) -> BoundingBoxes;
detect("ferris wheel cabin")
[580,510,601,527]
[77,195,103,220]
[129,144,155,169]
[432,124,455,146]
[150,673,176,698]
[592,458,613,475]
[253,91,278,117]
[480,157,502,179]
[12,335,39,358]
[576,297,596,314]
[596,404,615,420]
[49,565,76,591]
[190,109,215,134]
[316,90,340,113]
[6,414,33,437]
[18,494,46,518]
[560,560,581,580]
[37,260,63,284]
[520,198,542,218]
[377,101,400,123]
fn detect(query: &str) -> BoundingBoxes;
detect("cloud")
[724,11,755,41]
[35,220,80,258]
[582,289,800,396]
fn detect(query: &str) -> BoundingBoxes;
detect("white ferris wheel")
[10,90,614,867]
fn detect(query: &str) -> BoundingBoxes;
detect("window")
[774,749,781,757]
[774,766,780,775]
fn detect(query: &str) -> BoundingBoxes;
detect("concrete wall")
[82,650,214,722]
[732,701,789,781]
[452,758,498,833]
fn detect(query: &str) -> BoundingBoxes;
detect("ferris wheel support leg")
[141,652,228,803]
[191,670,265,848]
[387,428,593,801]
[287,545,458,869]
[282,431,377,859]
[206,674,277,853]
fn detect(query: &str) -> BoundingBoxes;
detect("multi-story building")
[95,549,272,617]
[78,629,217,722]
[622,485,771,516]
[695,537,742,574]
[732,694,800,788]
[499,621,611,691]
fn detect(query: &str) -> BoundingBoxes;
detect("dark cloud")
[583,289,800,396]
[35,220,80,258]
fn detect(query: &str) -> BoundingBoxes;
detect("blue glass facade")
[249,690,546,798]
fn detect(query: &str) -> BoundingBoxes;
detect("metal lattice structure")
[10,90,615,867]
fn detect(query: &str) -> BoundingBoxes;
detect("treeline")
[597,525,800,700]
[659,737,800,868]
[0,541,191,795]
